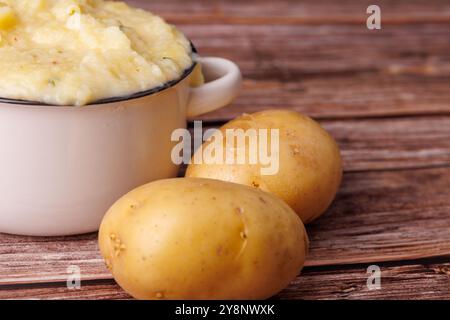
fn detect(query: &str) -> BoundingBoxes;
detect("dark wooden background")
[1,0,449,299]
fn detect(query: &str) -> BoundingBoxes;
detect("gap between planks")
[185,115,450,174]
[1,255,449,300]
[125,0,450,26]
[2,166,450,285]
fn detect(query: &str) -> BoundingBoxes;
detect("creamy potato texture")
[0,0,196,105]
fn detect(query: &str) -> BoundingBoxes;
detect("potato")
[186,110,342,223]
[99,178,308,300]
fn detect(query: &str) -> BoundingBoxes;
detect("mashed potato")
[0,0,196,105]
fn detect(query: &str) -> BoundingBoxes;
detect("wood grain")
[187,116,450,172]
[307,166,450,266]
[278,261,450,300]
[1,260,448,300]
[181,24,450,80]
[198,76,450,121]
[177,23,450,121]
[129,1,450,121]
[0,280,131,300]
[1,0,450,299]
[2,166,449,285]
[126,0,450,25]
[323,116,450,172]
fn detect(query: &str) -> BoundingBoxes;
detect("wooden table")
[1,0,450,300]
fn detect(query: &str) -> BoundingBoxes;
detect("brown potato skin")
[186,110,342,223]
[99,178,308,300]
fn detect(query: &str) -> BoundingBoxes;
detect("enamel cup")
[0,57,241,236]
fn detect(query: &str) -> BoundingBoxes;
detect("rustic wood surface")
[1,0,450,300]
[1,259,449,300]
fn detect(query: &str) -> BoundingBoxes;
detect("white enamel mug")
[0,57,241,236]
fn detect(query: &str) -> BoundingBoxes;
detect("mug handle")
[187,57,242,120]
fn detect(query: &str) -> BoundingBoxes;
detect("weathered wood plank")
[120,3,450,121]
[307,167,450,266]
[1,261,448,300]
[0,233,110,285]
[172,23,450,121]
[187,116,450,172]
[181,24,450,80]
[1,166,449,285]
[201,76,450,122]
[278,261,450,300]
[1,0,449,298]
[126,0,450,25]
[0,281,130,300]
[322,116,450,172]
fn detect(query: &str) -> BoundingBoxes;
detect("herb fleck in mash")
[0,0,196,106]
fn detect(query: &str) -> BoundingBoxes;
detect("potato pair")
[99,110,342,300]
